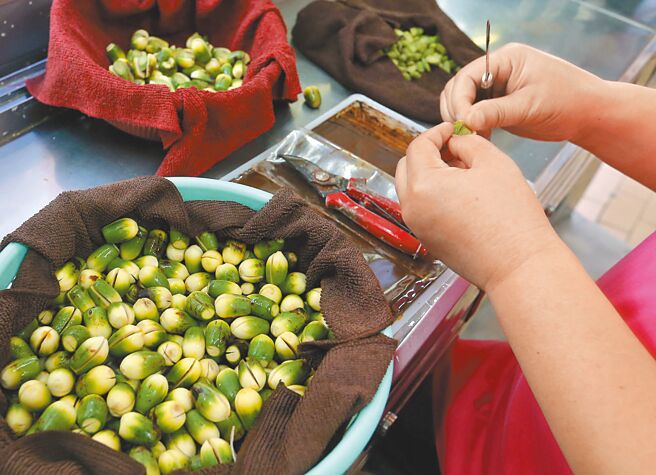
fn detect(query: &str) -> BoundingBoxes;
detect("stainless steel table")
[0,0,655,467]
[2,0,654,237]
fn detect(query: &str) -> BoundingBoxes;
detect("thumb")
[465,92,529,131]
[448,134,512,169]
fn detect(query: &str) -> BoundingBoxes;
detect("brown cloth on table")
[292,0,484,123]
[0,177,396,475]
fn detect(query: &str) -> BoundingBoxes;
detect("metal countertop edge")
[533,34,656,211]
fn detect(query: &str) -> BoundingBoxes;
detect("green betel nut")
[52,306,82,334]
[166,388,194,413]
[102,218,139,244]
[167,357,201,389]
[214,263,239,282]
[207,279,242,298]
[30,326,61,356]
[86,244,119,273]
[55,260,80,293]
[108,324,144,357]
[267,359,310,390]
[185,409,219,445]
[28,400,76,433]
[6,403,33,436]
[137,319,169,348]
[119,411,160,447]
[270,311,307,337]
[160,260,190,280]
[182,326,206,360]
[185,291,215,320]
[253,239,284,260]
[154,400,187,433]
[75,364,116,397]
[67,285,96,312]
[129,446,159,475]
[84,307,113,338]
[158,340,183,366]
[235,388,262,430]
[303,86,321,109]
[18,380,52,412]
[89,279,122,309]
[139,265,170,289]
[160,308,197,335]
[143,229,168,258]
[200,437,234,466]
[107,382,136,417]
[135,373,169,414]
[230,316,270,340]
[69,336,109,374]
[61,324,91,352]
[265,251,288,286]
[299,320,329,343]
[185,272,211,293]
[120,350,165,380]
[46,368,74,397]
[275,332,300,361]
[238,258,265,283]
[214,368,240,408]
[222,240,246,265]
[248,334,275,365]
[170,228,190,250]
[138,286,173,310]
[120,225,147,260]
[215,410,246,441]
[77,394,109,434]
[248,294,279,320]
[238,358,267,391]
[214,294,251,319]
[191,378,231,422]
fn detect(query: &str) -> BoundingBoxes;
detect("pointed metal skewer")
[481,20,494,96]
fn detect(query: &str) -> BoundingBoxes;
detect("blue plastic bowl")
[0,177,393,475]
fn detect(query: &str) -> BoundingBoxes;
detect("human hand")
[440,43,606,142]
[395,122,561,291]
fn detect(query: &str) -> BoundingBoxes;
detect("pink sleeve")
[436,232,656,475]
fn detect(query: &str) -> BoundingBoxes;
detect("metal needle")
[481,20,494,95]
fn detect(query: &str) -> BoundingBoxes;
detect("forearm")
[488,240,656,475]
[574,81,656,190]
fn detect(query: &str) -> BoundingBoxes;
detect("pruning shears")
[280,154,428,257]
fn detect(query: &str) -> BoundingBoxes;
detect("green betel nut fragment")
[384,27,459,80]
[453,120,474,136]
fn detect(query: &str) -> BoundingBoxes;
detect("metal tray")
[222,94,465,347]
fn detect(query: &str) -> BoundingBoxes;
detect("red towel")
[27,0,301,176]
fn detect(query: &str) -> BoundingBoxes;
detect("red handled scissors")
[280,154,428,257]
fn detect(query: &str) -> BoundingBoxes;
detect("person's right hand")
[440,43,607,142]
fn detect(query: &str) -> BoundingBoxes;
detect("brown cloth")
[0,177,396,475]
[292,0,484,123]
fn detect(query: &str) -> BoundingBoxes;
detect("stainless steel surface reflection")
[271,130,400,200]
[438,0,655,182]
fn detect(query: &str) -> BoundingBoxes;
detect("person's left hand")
[395,122,560,291]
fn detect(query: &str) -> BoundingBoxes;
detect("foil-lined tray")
[223,95,454,342]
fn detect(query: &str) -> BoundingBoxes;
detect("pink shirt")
[436,232,656,474]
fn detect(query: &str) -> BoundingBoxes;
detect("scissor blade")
[279,154,323,182]
[278,154,346,196]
